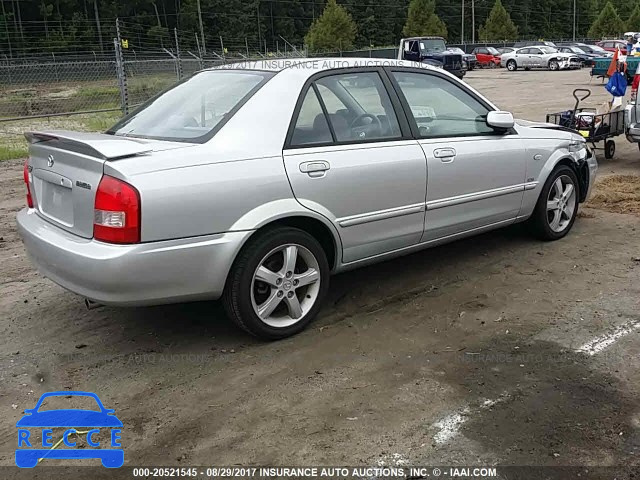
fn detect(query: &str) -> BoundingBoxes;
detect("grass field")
[0,73,179,161]
[0,110,123,161]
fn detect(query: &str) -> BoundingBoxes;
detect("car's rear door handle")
[433,148,456,163]
[299,161,330,177]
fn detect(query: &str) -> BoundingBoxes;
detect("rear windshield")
[108,70,274,143]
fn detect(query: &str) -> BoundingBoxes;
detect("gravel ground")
[1,68,639,477]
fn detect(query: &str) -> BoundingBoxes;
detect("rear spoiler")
[25,130,152,161]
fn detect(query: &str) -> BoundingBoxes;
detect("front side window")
[314,72,402,143]
[109,70,273,142]
[391,71,495,138]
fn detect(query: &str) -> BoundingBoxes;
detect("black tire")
[549,60,559,71]
[222,227,330,340]
[605,139,615,159]
[528,165,580,241]
[507,60,517,71]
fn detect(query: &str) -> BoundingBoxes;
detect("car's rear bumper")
[17,208,252,306]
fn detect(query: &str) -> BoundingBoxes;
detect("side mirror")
[487,111,515,129]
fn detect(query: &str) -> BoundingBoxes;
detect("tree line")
[0,0,639,56]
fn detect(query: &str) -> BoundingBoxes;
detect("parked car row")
[497,41,615,72]
[400,38,614,75]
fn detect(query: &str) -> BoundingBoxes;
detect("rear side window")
[315,73,401,143]
[289,71,402,147]
[290,88,332,146]
[108,70,273,143]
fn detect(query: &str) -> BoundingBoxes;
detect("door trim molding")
[337,203,425,227]
[426,184,526,211]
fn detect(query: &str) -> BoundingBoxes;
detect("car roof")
[403,36,445,41]
[207,58,438,74]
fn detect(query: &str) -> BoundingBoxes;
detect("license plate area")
[33,169,74,227]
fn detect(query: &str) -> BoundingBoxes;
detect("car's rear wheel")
[507,60,517,71]
[223,227,329,340]
[528,166,579,241]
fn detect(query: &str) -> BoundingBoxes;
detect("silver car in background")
[501,46,582,71]
[17,59,597,339]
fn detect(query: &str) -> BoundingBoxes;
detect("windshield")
[109,70,273,142]
[420,39,446,53]
[448,47,464,54]
[572,47,586,54]
[540,46,557,54]
[589,45,607,53]
[487,47,500,54]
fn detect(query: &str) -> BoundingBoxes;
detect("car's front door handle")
[433,148,456,163]
[299,161,330,177]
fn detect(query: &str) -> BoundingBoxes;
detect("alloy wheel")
[250,244,321,328]
[546,175,577,233]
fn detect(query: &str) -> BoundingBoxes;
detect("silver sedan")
[17,59,597,339]
[501,46,582,71]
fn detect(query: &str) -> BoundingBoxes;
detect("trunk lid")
[25,130,180,239]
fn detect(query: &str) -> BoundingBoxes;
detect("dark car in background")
[556,46,599,66]
[447,47,478,70]
[398,37,466,78]
[573,43,614,57]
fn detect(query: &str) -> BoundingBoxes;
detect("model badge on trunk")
[76,181,92,190]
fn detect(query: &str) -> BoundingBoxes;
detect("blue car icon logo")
[15,391,123,468]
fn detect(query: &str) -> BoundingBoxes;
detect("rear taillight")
[93,175,140,244]
[23,159,33,208]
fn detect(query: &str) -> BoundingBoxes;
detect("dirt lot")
[1,68,640,475]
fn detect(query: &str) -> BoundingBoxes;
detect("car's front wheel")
[549,60,559,71]
[223,227,329,340]
[528,165,579,240]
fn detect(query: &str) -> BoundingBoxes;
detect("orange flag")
[606,47,619,77]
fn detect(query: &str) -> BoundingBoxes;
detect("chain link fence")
[0,27,599,160]
[0,19,307,160]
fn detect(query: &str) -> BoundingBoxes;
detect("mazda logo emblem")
[47,155,54,167]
